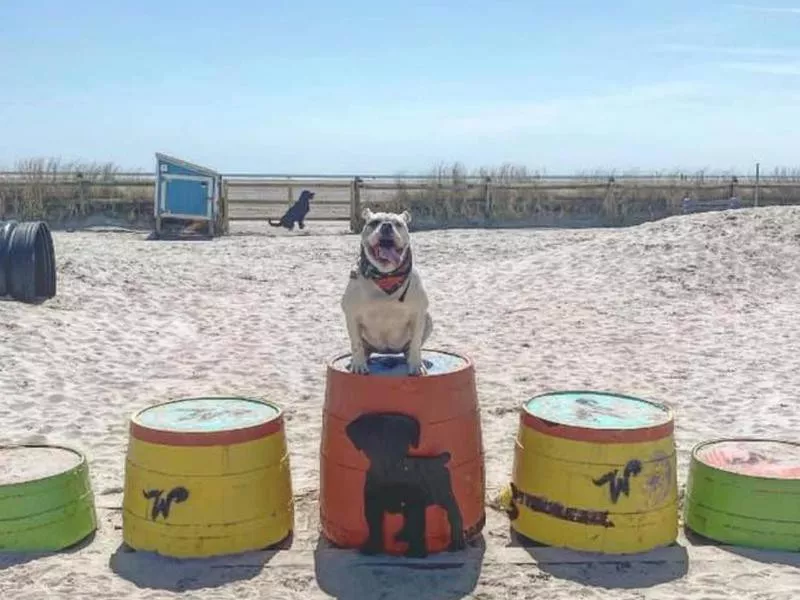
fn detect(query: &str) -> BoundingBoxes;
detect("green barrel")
[684,438,800,551]
[0,445,97,551]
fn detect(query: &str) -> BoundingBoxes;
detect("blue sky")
[1,1,799,175]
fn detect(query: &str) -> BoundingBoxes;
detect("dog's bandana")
[353,247,413,297]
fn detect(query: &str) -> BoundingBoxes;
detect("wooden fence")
[1,171,799,232]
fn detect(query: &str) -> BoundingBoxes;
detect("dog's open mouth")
[371,238,404,265]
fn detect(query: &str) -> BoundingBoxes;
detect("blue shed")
[154,153,223,238]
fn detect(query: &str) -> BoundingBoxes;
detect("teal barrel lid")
[134,397,280,433]
[523,391,673,430]
[0,445,83,486]
[694,438,800,479]
[130,397,284,446]
[330,349,469,377]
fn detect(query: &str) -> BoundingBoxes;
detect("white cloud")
[721,61,800,75]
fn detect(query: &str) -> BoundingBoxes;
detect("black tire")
[37,222,57,298]
[0,220,19,297]
[5,221,57,303]
[7,222,37,302]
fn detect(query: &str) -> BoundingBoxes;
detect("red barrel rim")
[129,396,284,447]
[327,348,474,378]
[520,389,674,443]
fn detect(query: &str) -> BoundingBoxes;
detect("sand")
[0,447,82,486]
[0,207,799,599]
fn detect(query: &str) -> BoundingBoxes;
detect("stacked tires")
[0,220,57,303]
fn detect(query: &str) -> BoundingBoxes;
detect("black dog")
[269,189,313,230]
[345,412,465,557]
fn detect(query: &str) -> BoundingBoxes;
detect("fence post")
[603,176,619,223]
[76,171,86,216]
[482,176,492,218]
[287,184,294,205]
[754,162,760,207]
[221,178,230,235]
[350,176,363,233]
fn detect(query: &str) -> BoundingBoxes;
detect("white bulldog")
[340,208,433,376]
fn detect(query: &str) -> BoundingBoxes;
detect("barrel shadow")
[108,533,293,592]
[509,530,689,589]
[0,530,97,571]
[313,534,485,600]
[683,527,800,568]
[0,296,47,305]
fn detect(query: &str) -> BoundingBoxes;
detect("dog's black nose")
[380,222,393,235]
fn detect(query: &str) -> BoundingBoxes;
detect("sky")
[1,1,800,175]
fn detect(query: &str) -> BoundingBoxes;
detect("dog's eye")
[366,220,381,229]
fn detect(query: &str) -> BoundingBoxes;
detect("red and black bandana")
[355,247,413,296]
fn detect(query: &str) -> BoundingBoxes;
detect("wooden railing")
[2,171,799,232]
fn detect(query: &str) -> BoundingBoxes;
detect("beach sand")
[0,207,798,599]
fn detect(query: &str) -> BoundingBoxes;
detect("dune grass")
[0,157,151,223]
[373,162,800,229]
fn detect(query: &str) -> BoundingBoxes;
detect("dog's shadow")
[108,534,292,592]
[314,534,485,600]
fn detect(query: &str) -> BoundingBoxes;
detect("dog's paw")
[406,361,426,376]
[349,357,370,375]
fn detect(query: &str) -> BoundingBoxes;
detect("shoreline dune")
[1,208,799,599]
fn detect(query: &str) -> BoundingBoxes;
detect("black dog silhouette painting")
[269,189,314,230]
[345,412,464,557]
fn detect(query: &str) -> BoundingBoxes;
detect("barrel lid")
[694,438,800,479]
[522,390,673,443]
[330,350,470,377]
[130,397,283,446]
[0,445,83,486]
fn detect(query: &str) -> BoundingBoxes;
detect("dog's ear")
[362,207,375,221]
[345,416,369,452]
[346,413,388,453]
[400,210,412,225]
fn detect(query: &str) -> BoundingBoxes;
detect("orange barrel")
[506,390,678,553]
[122,397,293,558]
[320,350,485,558]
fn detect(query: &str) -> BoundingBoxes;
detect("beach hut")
[153,153,227,239]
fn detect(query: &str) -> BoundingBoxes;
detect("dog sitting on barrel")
[341,208,433,376]
[345,412,465,558]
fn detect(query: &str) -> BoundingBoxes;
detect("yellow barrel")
[507,390,678,554]
[122,396,293,558]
